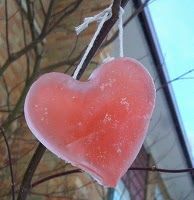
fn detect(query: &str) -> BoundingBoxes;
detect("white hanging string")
[72,6,112,79]
[72,5,125,79]
[118,6,124,57]
[75,6,112,35]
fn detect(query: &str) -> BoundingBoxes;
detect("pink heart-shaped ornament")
[24,57,155,187]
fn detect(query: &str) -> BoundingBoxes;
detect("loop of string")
[73,5,112,79]
[72,4,125,80]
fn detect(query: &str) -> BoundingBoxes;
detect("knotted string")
[72,5,112,79]
[73,4,125,79]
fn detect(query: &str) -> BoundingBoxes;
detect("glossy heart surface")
[24,57,155,187]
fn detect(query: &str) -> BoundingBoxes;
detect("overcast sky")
[149,0,194,160]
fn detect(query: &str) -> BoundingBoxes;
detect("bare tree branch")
[25,0,40,55]
[40,0,55,35]
[30,165,194,191]
[31,169,81,188]
[39,0,46,17]
[5,0,11,56]
[46,0,83,35]
[40,49,84,74]
[129,166,194,174]
[2,75,10,111]
[16,143,46,200]
[0,0,83,78]
[156,69,194,92]
[0,127,15,200]
[20,7,30,83]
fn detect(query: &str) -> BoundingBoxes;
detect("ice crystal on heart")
[120,97,130,110]
[100,78,116,91]
[103,113,112,124]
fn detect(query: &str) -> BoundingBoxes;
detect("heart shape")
[24,57,155,187]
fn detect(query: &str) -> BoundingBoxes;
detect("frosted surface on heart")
[24,57,155,187]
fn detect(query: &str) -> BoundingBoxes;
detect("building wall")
[145,156,171,200]
[122,147,171,200]
[123,147,149,200]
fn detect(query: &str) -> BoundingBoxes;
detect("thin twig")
[31,165,194,189]
[8,9,19,21]
[46,0,83,35]
[20,7,30,83]
[5,0,10,56]
[40,46,86,74]
[0,109,12,113]
[129,166,194,174]
[40,54,81,74]
[31,169,82,188]
[26,0,39,55]
[9,80,25,96]
[0,38,43,78]
[40,0,55,35]
[0,127,15,200]
[0,143,36,171]
[26,1,36,40]
[39,0,46,17]
[51,0,81,18]
[156,69,194,91]
[2,75,10,111]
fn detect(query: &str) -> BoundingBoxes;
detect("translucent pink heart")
[24,57,156,187]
